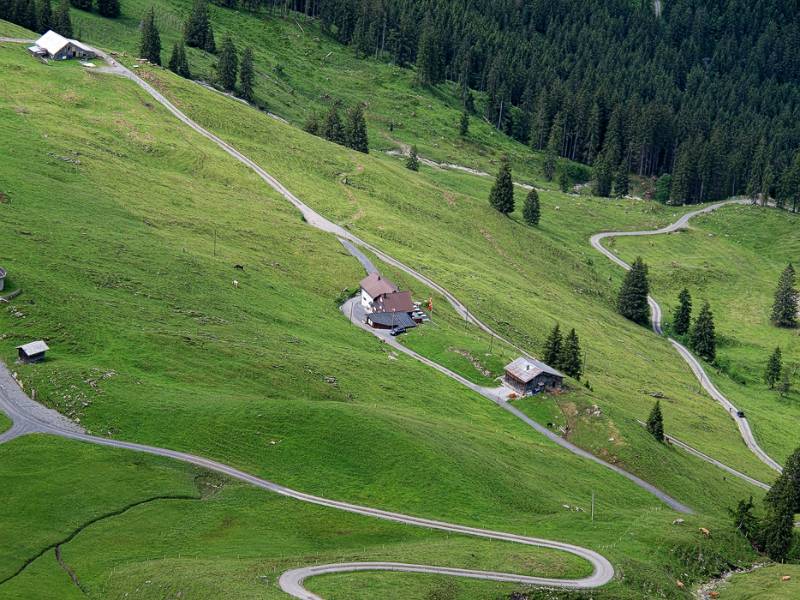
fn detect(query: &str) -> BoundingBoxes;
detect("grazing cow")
[234,264,245,271]
[233,280,239,288]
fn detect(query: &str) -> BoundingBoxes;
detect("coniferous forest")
[5,0,800,204]
[269,0,800,205]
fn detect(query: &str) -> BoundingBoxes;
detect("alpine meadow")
[2,1,800,599]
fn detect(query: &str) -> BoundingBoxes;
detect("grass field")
[714,565,800,599]
[62,0,585,189]
[613,206,800,466]
[0,10,796,598]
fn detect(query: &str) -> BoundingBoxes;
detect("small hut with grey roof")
[16,340,49,364]
[503,356,563,395]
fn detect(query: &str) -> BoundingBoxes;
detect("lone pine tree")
[646,400,664,442]
[672,288,692,336]
[239,46,254,102]
[523,188,540,226]
[690,301,717,362]
[345,103,369,153]
[217,36,238,91]
[459,111,469,136]
[489,157,514,214]
[322,102,346,146]
[543,323,563,368]
[139,7,161,66]
[406,145,419,171]
[617,257,650,326]
[765,347,783,388]
[760,488,796,562]
[560,328,582,379]
[771,263,798,328]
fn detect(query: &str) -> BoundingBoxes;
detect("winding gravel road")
[0,38,617,597]
[591,200,783,474]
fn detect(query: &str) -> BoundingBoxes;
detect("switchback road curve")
[590,200,783,473]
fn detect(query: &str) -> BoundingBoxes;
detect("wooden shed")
[503,357,563,395]
[16,340,49,364]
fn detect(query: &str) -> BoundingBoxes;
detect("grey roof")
[504,356,563,382]
[0,267,6,278]
[367,312,416,329]
[16,340,49,355]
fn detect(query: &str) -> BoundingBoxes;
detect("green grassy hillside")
[614,206,800,464]
[0,8,796,598]
[63,0,573,187]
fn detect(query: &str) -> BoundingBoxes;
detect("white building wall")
[361,289,374,311]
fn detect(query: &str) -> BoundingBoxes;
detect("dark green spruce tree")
[771,264,798,328]
[177,43,190,77]
[592,157,613,197]
[489,157,514,214]
[345,103,369,153]
[560,328,582,379]
[690,302,717,362]
[168,41,181,73]
[96,0,118,18]
[21,0,37,30]
[69,0,91,12]
[672,288,692,336]
[614,169,629,197]
[543,323,563,368]
[523,188,540,226]
[53,0,72,37]
[646,400,664,442]
[617,257,650,326]
[406,145,419,171]
[765,347,783,389]
[303,113,319,136]
[760,487,796,562]
[168,42,190,78]
[766,447,800,515]
[37,0,51,32]
[558,170,569,193]
[322,102,346,145]
[139,7,161,66]
[459,111,469,136]
[239,46,254,102]
[415,18,442,86]
[184,0,215,52]
[729,496,758,544]
[216,36,237,91]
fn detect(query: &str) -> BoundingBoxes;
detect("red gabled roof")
[360,272,398,298]
[374,290,414,313]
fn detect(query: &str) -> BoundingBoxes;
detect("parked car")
[390,326,406,336]
[736,410,745,418]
